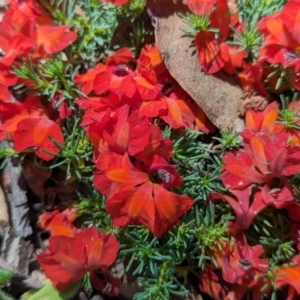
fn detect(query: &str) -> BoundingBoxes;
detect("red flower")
[99,0,129,5]
[75,64,106,95]
[134,124,174,165]
[94,153,194,237]
[243,101,282,139]
[9,0,42,22]
[48,93,72,121]
[13,116,64,161]
[159,86,216,132]
[222,235,268,286]
[101,105,151,156]
[221,150,265,190]
[0,96,46,140]
[260,178,295,209]
[139,45,172,84]
[39,208,78,237]
[135,52,163,100]
[237,62,268,97]
[259,4,300,72]
[223,45,246,75]
[195,31,229,74]
[224,285,247,300]
[199,265,224,300]
[251,277,273,300]
[286,202,300,222]
[210,187,265,230]
[275,255,300,295]
[0,67,18,101]
[38,226,119,293]
[0,35,34,66]
[35,25,77,57]
[94,48,137,97]
[75,95,119,128]
[222,133,300,208]
[186,0,216,15]
[210,0,231,39]
[0,5,77,64]
[94,48,162,99]
[0,95,64,161]
[222,133,300,190]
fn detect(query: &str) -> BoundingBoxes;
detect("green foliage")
[0,147,16,169]
[247,207,296,267]
[76,189,113,232]
[237,0,287,26]
[170,128,226,201]
[290,172,300,201]
[192,203,231,259]
[172,128,205,161]
[20,280,81,300]
[233,0,287,60]
[118,203,231,299]
[213,128,242,151]
[49,116,94,180]
[39,0,118,62]
[39,0,146,64]
[180,159,225,202]
[229,23,263,60]
[0,290,14,300]
[73,1,119,61]
[126,22,153,55]
[0,268,13,285]
[265,64,295,93]
[179,12,210,36]
[117,0,146,22]
[13,57,81,101]
[277,103,300,130]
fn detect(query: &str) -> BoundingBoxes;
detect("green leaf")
[20,280,81,300]
[0,268,13,285]
[0,290,14,300]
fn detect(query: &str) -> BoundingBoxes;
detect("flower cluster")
[185,0,300,96]
[202,101,300,299]
[75,45,217,237]
[1,0,300,299]
[38,209,120,295]
[0,0,76,160]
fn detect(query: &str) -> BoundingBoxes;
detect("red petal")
[37,235,86,290]
[39,211,77,237]
[221,151,265,189]
[153,184,177,223]
[282,0,300,40]
[249,135,269,174]
[100,234,120,266]
[195,31,229,74]
[36,25,77,55]
[98,0,129,6]
[186,0,216,14]
[210,0,231,39]
[135,76,162,100]
[13,117,64,161]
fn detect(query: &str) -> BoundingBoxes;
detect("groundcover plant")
[1,0,300,299]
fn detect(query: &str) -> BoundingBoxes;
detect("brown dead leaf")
[21,158,51,201]
[0,185,9,224]
[0,145,32,237]
[238,96,269,116]
[148,0,245,132]
[44,185,75,209]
